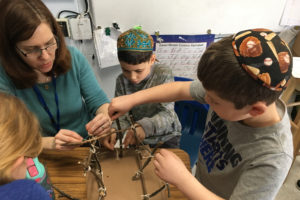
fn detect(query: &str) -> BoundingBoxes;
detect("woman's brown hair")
[0,0,71,89]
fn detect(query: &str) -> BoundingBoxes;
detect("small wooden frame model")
[77,116,169,200]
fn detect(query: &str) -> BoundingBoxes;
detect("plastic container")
[26,157,55,199]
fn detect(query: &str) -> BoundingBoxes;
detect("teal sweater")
[0,46,109,137]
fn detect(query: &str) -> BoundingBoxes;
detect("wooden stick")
[63,125,140,146]
[116,118,124,157]
[132,142,163,180]
[134,150,148,197]
[287,102,300,107]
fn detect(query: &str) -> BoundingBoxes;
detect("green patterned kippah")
[117,29,153,52]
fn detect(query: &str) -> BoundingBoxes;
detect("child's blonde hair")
[0,92,42,184]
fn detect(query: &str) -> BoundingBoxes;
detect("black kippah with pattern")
[232,28,293,91]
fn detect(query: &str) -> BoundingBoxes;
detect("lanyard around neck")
[33,75,60,132]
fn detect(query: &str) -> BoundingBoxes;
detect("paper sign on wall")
[152,34,215,79]
[94,28,122,68]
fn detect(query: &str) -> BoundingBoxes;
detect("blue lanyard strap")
[33,75,60,132]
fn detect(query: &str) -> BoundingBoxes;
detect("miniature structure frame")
[73,115,170,200]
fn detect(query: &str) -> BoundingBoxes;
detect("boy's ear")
[248,102,267,117]
[150,54,156,64]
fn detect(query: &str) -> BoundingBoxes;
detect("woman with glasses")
[0,0,111,150]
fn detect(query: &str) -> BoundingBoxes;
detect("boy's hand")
[108,95,135,120]
[54,129,83,150]
[101,131,117,151]
[123,124,145,147]
[86,112,111,136]
[153,149,190,187]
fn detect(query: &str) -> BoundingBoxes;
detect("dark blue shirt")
[0,179,51,200]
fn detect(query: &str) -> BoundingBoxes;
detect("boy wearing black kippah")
[108,29,293,200]
[102,28,181,150]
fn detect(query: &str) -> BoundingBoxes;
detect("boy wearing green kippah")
[108,29,293,200]
[102,29,181,150]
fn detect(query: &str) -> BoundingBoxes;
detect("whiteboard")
[90,0,287,35]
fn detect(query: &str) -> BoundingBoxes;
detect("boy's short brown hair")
[118,51,153,65]
[197,36,283,109]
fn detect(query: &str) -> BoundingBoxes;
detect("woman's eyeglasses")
[16,37,58,59]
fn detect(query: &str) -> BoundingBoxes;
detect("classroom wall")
[43,0,122,99]
[43,0,289,99]
[90,0,287,34]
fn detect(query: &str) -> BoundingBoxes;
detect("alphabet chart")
[153,34,215,79]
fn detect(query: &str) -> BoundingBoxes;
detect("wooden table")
[40,147,190,200]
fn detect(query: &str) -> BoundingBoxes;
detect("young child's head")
[117,29,155,84]
[0,93,42,185]
[198,29,292,111]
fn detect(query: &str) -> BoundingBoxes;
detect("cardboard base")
[86,148,167,200]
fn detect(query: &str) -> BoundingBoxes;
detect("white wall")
[43,0,289,99]
[42,0,80,17]
[90,0,287,34]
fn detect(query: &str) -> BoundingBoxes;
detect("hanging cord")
[57,0,94,35]
[82,0,95,34]
[57,10,79,19]
[51,184,80,200]
[57,0,87,19]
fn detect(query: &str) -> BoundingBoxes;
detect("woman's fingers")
[86,113,112,136]
[54,129,83,147]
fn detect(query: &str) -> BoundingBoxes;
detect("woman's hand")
[54,129,83,150]
[153,149,191,186]
[86,112,112,136]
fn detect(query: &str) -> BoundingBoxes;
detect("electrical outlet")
[56,18,70,37]
[68,18,92,40]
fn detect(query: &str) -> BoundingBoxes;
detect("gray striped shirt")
[113,64,181,145]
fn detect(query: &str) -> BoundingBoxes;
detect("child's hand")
[123,124,145,147]
[108,95,135,120]
[101,131,117,151]
[86,112,111,136]
[153,149,191,186]
[54,129,83,150]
